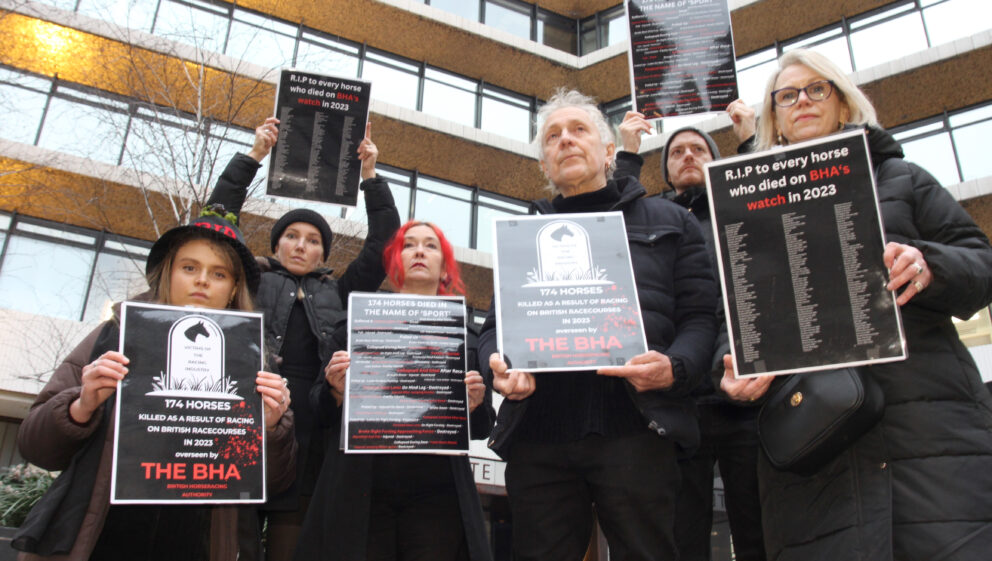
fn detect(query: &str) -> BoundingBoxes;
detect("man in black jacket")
[479,90,717,561]
[615,112,765,561]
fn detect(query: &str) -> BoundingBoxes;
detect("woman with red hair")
[294,221,495,561]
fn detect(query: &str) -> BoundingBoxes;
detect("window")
[75,0,157,32]
[428,0,480,22]
[423,68,478,128]
[537,12,577,54]
[890,101,992,187]
[949,104,992,182]
[476,193,529,253]
[414,177,473,248]
[295,31,360,78]
[0,217,151,322]
[152,0,230,55]
[735,48,778,105]
[226,8,297,70]
[484,0,532,41]
[922,0,992,47]
[362,51,420,111]
[0,69,50,145]
[849,3,928,70]
[481,86,532,143]
[783,26,852,74]
[36,89,127,166]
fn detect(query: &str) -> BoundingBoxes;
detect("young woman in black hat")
[13,210,296,561]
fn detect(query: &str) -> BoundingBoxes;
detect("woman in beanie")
[206,119,401,559]
[294,221,494,561]
[13,209,296,561]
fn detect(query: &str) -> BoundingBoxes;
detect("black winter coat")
[615,151,736,403]
[758,126,992,561]
[292,325,496,561]
[206,154,401,509]
[479,175,718,457]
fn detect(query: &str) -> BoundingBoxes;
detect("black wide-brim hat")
[145,212,261,294]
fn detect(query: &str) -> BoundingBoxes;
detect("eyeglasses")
[771,80,835,107]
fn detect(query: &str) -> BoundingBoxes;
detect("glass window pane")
[82,251,147,323]
[413,191,471,248]
[37,97,125,165]
[485,1,531,41]
[953,120,992,182]
[0,83,48,145]
[949,104,992,128]
[153,0,230,54]
[900,132,961,186]
[538,14,576,54]
[924,0,992,46]
[362,54,419,110]
[423,69,477,127]
[579,18,598,55]
[430,0,479,21]
[850,12,928,70]
[33,0,77,9]
[481,95,531,142]
[75,0,157,32]
[296,34,360,78]
[203,127,258,191]
[476,196,527,253]
[226,11,297,70]
[604,10,628,47]
[418,177,473,201]
[121,111,201,180]
[0,236,93,320]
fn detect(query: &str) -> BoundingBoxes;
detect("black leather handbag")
[757,367,885,476]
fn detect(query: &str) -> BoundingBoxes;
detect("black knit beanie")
[270,208,333,260]
[661,127,722,187]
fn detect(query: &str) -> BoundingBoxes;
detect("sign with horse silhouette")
[492,212,647,372]
[111,302,266,504]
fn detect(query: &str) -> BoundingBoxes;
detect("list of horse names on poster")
[706,130,906,376]
[268,69,371,207]
[626,0,738,118]
[345,293,469,454]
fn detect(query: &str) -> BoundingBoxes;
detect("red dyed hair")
[383,221,465,295]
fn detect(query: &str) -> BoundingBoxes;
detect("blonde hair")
[755,48,879,151]
[534,88,617,194]
[145,231,254,311]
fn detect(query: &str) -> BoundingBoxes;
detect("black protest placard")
[111,302,266,504]
[344,293,469,454]
[706,129,907,377]
[267,69,371,207]
[625,0,738,118]
[492,212,647,372]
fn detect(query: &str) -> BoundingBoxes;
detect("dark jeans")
[675,403,765,561]
[505,431,681,561]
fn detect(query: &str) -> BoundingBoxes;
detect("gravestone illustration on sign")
[148,315,241,399]
[530,220,607,285]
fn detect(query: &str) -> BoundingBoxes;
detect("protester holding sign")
[13,209,295,560]
[721,48,992,561]
[295,220,494,561]
[615,115,766,561]
[206,119,400,560]
[479,89,717,561]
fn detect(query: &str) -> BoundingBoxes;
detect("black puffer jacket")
[479,176,718,456]
[759,126,992,561]
[206,154,400,510]
[615,151,733,402]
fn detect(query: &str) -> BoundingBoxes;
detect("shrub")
[0,464,56,527]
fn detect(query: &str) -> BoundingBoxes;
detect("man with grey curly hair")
[480,89,719,560]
